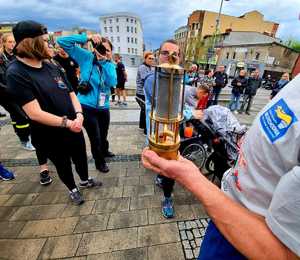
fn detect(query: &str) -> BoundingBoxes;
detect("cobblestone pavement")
[0,89,270,259]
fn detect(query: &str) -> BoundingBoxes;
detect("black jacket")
[0,51,15,100]
[231,76,248,94]
[213,71,228,88]
[245,77,262,96]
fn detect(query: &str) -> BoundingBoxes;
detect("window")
[128,48,130,53]
[104,27,107,33]
[226,52,229,59]
[117,36,120,42]
[135,38,137,44]
[131,37,133,43]
[244,52,248,59]
[255,52,260,60]
[135,19,137,24]
[131,27,133,33]
[116,18,119,22]
[130,58,135,65]
[118,47,120,53]
[126,18,129,22]
[127,37,130,43]
[109,27,113,32]
[116,26,119,32]
[233,52,236,59]
[131,19,133,23]
[135,27,137,33]
[132,48,134,53]
[135,48,137,54]
[104,20,106,24]
[111,36,114,42]
[127,26,129,32]
[109,19,112,24]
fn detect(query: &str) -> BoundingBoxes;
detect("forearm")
[70,92,82,113]
[184,175,294,259]
[27,109,66,127]
[57,33,88,50]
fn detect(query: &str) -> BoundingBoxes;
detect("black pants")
[239,94,254,113]
[32,130,88,191]
[35,146,48,166]
[162,176,175,197]
[0,101,30,142]
[136,94,146,133]
[212,87,222,105]
[83,107,110,165]
[110,87,115,102]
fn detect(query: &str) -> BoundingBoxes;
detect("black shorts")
[116,81,125,90]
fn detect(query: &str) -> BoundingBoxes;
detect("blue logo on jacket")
[260,98,297,143]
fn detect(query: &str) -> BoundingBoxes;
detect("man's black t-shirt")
[53,54,79,91]
[6,59,76,140]
[116,62,126,83]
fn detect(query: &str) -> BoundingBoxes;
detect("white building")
[99,12,144,88]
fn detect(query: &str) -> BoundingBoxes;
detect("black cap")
[12,20,48,48]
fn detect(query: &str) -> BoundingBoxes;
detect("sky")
[0,0,299,49]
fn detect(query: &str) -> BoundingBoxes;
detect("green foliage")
[285,38,300,52]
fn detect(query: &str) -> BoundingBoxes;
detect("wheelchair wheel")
[181,143,207,169]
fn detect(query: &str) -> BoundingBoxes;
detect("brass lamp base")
[148,139,180,160]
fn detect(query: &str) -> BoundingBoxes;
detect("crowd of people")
[0,19,299,259]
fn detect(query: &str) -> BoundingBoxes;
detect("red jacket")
[197,95,209,110]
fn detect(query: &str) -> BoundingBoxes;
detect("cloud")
[0,0,299,48]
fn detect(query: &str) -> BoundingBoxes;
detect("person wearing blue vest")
[57,33,117,173]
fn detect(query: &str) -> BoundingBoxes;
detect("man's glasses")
[160,50,179,57]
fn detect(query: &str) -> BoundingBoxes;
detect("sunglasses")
[147,57,154,60]
[160,50,179,57]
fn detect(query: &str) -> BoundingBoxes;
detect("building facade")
[214,31,299,79]
[174,26,188,64]
[0,22,17,34]
[185,10,279,64]
[99,12,144,88]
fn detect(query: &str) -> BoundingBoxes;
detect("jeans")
[83,107,110,165]
[228,93,241,111]
[212,87,222,105]
[239,94,253,113]
[136,94,146,134]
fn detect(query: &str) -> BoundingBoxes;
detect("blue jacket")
[57,33,117,110]
[144,72,193,139]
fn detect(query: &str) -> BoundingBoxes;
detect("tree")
[285,38,300,52]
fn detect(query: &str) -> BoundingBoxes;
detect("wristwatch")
[60,116,68,128]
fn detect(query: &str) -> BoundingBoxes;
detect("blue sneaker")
[0,164,15,181]
[162,197,174,218]
[155,175,163,188]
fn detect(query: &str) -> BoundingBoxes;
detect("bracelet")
[75,111,83,116]
[60,116,68,128]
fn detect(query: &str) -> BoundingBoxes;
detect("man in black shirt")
[54,46,79,93]
[212,65,228,105]
[114,54,127,106]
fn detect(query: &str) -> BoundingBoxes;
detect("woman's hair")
[197,83,210,93]
[15,35,50,60]
[143,51,153,60]
[1,33,13,52]
[102,37,113,51]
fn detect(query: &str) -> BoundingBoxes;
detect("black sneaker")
[79,178,103,188]
[105,151,115,158]
[40,170,52,185]
[245,111,251,115]
[69,188,84,205]
[96,162,109,173]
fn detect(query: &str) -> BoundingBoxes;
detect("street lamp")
[209,0,230,69]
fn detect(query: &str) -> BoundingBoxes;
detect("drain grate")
[178,218,210,260]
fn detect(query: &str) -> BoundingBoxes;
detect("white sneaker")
[21,141,36,151]
[234,111,238,114]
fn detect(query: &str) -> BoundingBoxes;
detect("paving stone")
[8,181,51,194]
[193,248,200,257]
[107,209,148,229]
[185,221,192,229]
[32,192,70,205]
[182,240,191,249]
[191,240,197,249]
[193,228,201,238]
[0,221,26,238]
[0,194,11,206]
[195,219,201,227]
[178,221,186,230]
[101,177,119,188]
[4,193,39,206]
[130,195,161,210]
[10,204,66,221]
[148,242,185,260]
[148,205,195,224]
[0,183,15,194]
[0,238,46,260]
[61,201,95,217]
[191,204,208,218]
[190,221,198,228]
[93,197,130,214]
[0,206,18,220]
[74,214,109,233]
[77,227,138,255]
[39,234,82,259]
[185,249,194,259]
[118,176,140,186]
[86,248,147,260]
[19,217,79,238]
[138,223,180,247]
[139,175,155,185]
[123,185,154,197]
[83,187,123,200]
[180,230,187,240]
[186,230,194,240]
